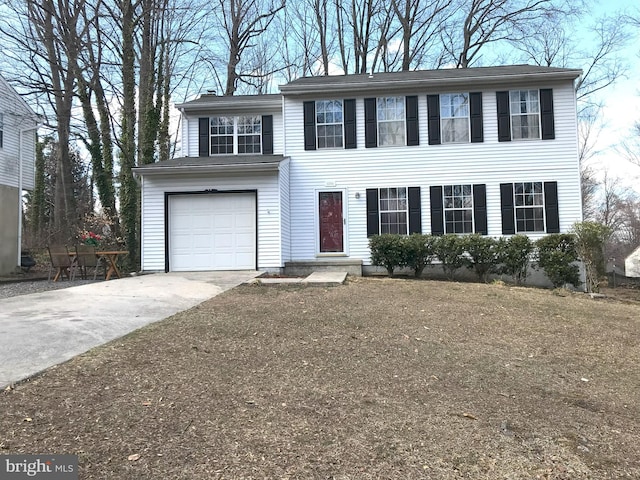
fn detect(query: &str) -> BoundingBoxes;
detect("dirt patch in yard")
[2,278,639,479]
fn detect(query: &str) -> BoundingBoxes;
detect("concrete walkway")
[0,271,260,388]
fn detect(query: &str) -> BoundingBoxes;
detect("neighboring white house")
[0,73,38,275]
[626,246,640,277]
[133,65,583,275]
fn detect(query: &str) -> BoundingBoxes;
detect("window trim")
[0,112,4,149]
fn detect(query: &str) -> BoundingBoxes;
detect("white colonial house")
[134,65,583,275]
[0,74,38,275]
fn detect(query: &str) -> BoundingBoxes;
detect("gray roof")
[280,65,582,95]
[176,93,281,111]
[133,155,287,175]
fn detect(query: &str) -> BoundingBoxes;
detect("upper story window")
[364,96,418,148]
[198,114,272,156]
[440,94,469,143]
[304,99,355,150]
[427,92,482,145]
[377,97,405,146]
[316,100,343,148]
[0,113,4,148]
[497,89,554,142]
[210,115,261,155]
[510,90,540,140]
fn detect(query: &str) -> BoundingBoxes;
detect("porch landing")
[284,259,362,277]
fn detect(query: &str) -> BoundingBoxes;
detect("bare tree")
[443,0,565,68]
[391,0,452,70]
[204,0,285,96]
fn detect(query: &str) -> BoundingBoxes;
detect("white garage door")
[169,193,256,271]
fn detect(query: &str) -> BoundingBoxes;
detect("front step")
[284,259,362,277]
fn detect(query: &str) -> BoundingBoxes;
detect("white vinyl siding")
[139,172,283,272]
[283,80,581,265]
[0,76,37,190]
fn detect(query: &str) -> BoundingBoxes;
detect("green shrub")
[535,234,580,288]
[572,221,613,293]
[433,234,467,280]
[404,234,436,277]
[369,234,406,276]
[463,234,500,283]
[498,235,533,285]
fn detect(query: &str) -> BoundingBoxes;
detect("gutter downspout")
[17,123,39,267]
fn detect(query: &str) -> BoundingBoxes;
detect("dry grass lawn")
[1,277,639,479]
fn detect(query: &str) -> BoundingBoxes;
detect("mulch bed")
[1,277,639,479]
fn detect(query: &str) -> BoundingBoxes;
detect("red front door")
[319,191,344,253]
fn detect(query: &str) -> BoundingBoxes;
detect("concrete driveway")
[0,271,260,388]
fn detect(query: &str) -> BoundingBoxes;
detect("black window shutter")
[198,117,209,157]
[540,89,555,140]
[500,183,515,234]
[406,96,419,146]
[427,94,441,145]
[496,91,511,142]
[408,186,422,233]
[366,189,379,237]
[303,101,316,150]
[344,99,356,149]
[364,98,377,148]
[544,181,560,233]
[470,92,483,143]
[261,115,273,154]
[429,185,444,235]
[472,184,487,235]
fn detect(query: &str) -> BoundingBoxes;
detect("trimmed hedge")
[535,234,580,288]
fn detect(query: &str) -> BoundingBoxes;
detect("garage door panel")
[169,193,256,271]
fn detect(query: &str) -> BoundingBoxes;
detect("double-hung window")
[514,181,545,232]
[500,181,559,234]
[209,115,262,155]
[0,113,4,148]
[377,97,405,146]
[316,100,343,148]
[509,90,540,140]
[443,185,473,233]
[379,187,408,234]
[440,94,469,143]
[237,116,262,153]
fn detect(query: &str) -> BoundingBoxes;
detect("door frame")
[314,188,348,257]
